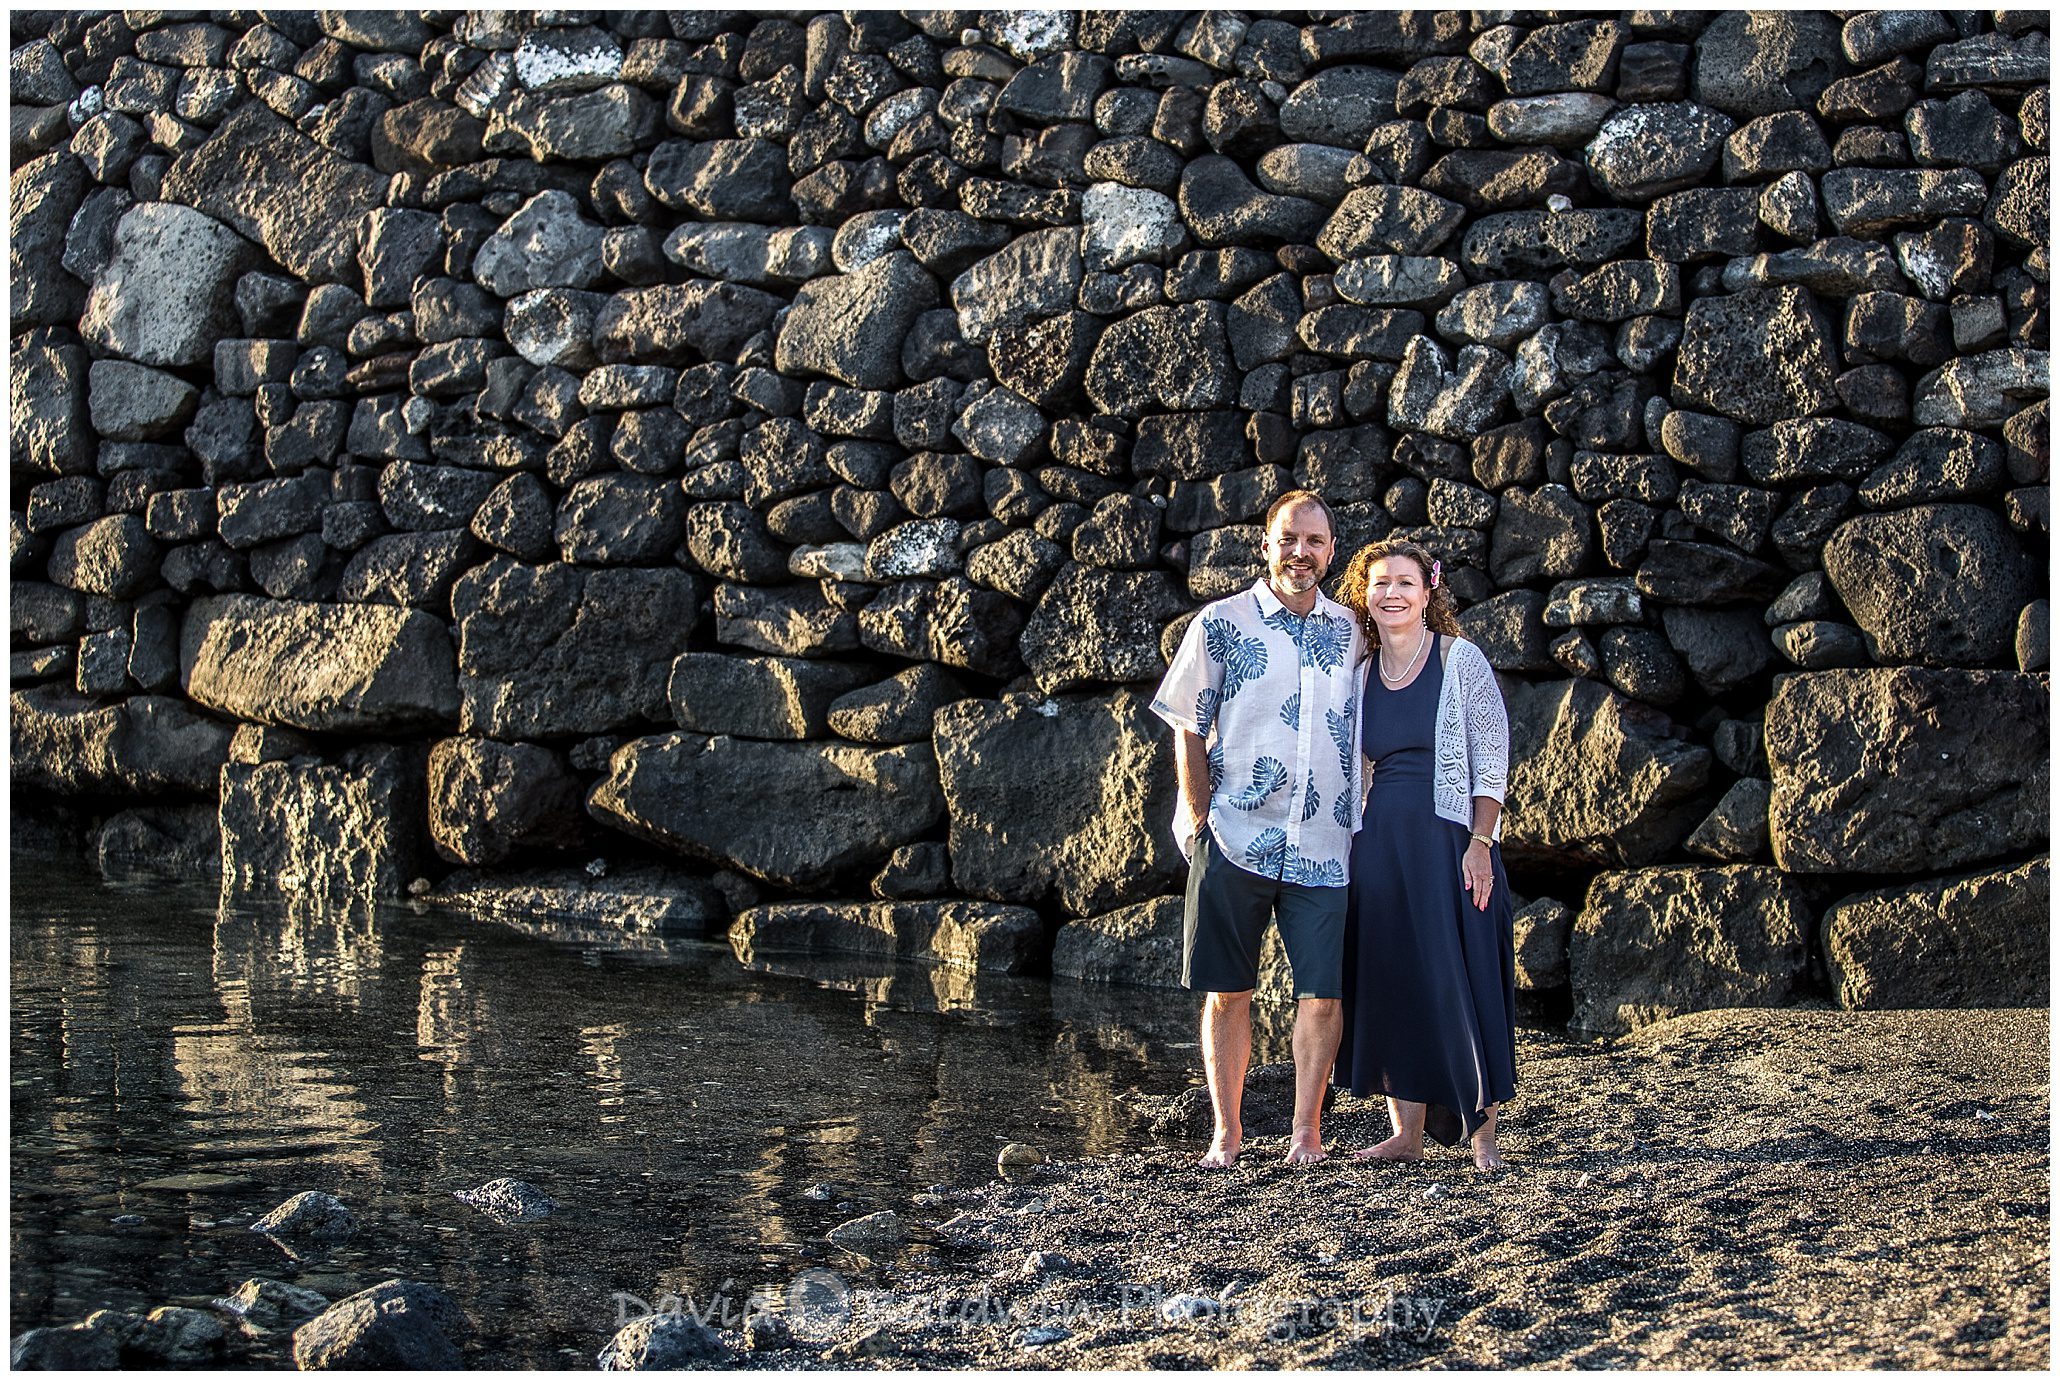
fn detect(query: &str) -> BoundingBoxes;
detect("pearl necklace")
[1379,626,1430,685]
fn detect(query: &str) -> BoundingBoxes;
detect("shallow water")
[8,854,1260,1366]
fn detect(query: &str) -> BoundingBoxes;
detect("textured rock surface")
[1765,669,2049,875]
[3,10,2047,1014]
[1823,858,2049,1010]
[730,900,1045,973]
[1501,677,1712,868]
[219,745,429,898]
[1570,865,1814,1035]
[290,1280,470,1370]
[934,691,1181,917]
[181,596,458,733]
[587,734,944,889]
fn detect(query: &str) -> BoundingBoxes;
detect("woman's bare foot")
[1284,1129,1327,1165]
[1350,1133,1423,1162]
[1472,1107,1504,1171]
[1198,1129,1242,1169]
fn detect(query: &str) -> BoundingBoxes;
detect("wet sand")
[742,1007,2049,1369]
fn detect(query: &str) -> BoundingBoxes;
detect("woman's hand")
[1462,840,1494,911]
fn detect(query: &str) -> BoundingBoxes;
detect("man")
[1149,491,1366,1168]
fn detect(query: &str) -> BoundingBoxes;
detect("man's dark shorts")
[1181,829,1346,1000]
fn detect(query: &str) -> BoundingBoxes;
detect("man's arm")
[1175,729,1212,843]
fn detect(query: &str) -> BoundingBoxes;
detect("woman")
[1333,539,1516,1171]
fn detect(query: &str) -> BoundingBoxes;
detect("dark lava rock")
[1824,859,2048,1010]
[1766,667,2047,874]
[587,733,943,890]
[452,558,702,737]
[291,1280,470,1370]
[1672,286,1840,423]
[428,737,586,867]
[1822,503,2031,667]
[1570,865,1811,1036]
[934,689,1181,916]
[1501,677,1711,869]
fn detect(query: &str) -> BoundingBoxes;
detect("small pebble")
[1161,1294,1221,1321]
[1017,1324,1071,1348]
[997,1142,1045,1169]
[1422,1183,1447,1200]
[111,1213,145,1226]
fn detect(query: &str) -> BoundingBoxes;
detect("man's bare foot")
[1198,1131,1242,1169]
[1284,1130,1327,1165]
[1350,1133,1423,1162]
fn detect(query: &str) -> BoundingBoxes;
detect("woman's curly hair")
[1338,539,1461,638]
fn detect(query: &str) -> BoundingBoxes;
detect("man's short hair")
[1264,489,1336,538]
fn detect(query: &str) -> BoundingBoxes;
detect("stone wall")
[9,10,2050,1033]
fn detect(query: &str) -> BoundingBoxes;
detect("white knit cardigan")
[1357,634,1510,840]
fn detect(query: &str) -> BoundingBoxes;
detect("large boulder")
[290,1280,469,1370]
[451,559,702,737]
[950,226,1083,345]
[1501,676,1712,868]
[427,737,586,867]
[587,735,944,889]
[1019,564,1188,691]
[10,152,87,330]
[1672,286,1840,424]
[80,203,255,367]
[1823,859,2049,1010]
[161,104,388,284]
[10,688,232,796]
[181,595,458,733]
[1821,504,2031,666]
[775,250,939,390]
[1084,301,1238,415]
[934,690,1182,916]
[220,745,430,898]
[470,189,604,296]
[729,901,1044,973]
[1569,865,1814,1036]
[666,653,871,740]
[1765,668,2048,874]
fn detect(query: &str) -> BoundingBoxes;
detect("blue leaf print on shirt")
[1326,697,1356,778]
[1206,742,1224,790]
[1194,686,1219,740]
[1259,606,1349,675]
[1300,771,1320,821]
[1204,616,1268,700]
[1305,613,1351,674]
[1244,828,1288,875]
[1227,756,1289,810]
[1278,692,1300,730]
[1289,855,1346,888]
[1332,788,1355,830]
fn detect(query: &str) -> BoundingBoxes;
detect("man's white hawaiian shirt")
[1150,579,1367,887]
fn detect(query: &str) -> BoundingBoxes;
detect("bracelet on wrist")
[1468,831,1493,847]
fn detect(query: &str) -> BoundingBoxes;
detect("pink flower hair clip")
[1430,559,1442,588]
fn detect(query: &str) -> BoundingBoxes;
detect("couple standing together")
[1150,490,1517,1172]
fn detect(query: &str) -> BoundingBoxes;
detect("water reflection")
[10,855,1253,1365]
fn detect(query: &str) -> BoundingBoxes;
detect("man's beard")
[1274,562,1320,591]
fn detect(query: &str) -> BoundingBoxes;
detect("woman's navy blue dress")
[1334,633,1517,1147]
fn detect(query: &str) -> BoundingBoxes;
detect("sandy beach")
[737,1007,2048,1369]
